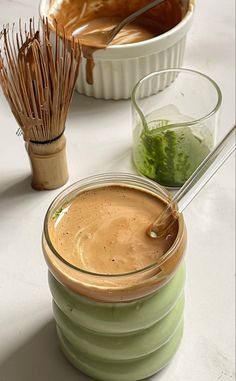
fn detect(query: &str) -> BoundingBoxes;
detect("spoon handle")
[149,125,236,238]
[108,0,166,43]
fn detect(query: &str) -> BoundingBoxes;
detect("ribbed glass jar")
[42,173,187,380]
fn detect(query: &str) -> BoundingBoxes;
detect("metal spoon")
[78,0,166,48]
[147,125,236,238]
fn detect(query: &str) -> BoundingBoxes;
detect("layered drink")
[42,173,187,380]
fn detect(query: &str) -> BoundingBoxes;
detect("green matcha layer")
[49,264,185,380]
[133,111,212,187]
[57,321,184,381]
[53,294,184,361]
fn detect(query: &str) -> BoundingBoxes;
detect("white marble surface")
[0,1,235,380]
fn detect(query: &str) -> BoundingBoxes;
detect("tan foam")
[48,0,183,45]
[48,186,178,275]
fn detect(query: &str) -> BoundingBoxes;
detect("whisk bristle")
[0,18,81,143]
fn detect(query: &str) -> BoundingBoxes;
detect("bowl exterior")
[77,37,187,100]
[39,0,194,100]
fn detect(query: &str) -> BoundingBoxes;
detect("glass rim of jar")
[131,67,222,128]
[43,172,185,278]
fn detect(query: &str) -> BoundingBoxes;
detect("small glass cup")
[131,68,222,188]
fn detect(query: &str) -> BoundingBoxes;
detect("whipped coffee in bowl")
[42,173,186,380]
[40,0,194,99]
[46,0,184,45]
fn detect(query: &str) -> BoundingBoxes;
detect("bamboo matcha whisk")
[0,19,81,190]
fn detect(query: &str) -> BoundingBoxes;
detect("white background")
[0,1,235,380]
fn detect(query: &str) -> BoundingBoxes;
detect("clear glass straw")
[148,125,236,238]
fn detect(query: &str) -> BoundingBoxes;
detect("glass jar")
[42,173,187,381]
[132,68,222,188]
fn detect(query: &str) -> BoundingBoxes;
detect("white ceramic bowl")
[39,0,195,100]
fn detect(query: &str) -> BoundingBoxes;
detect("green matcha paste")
[133,106,212,187]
